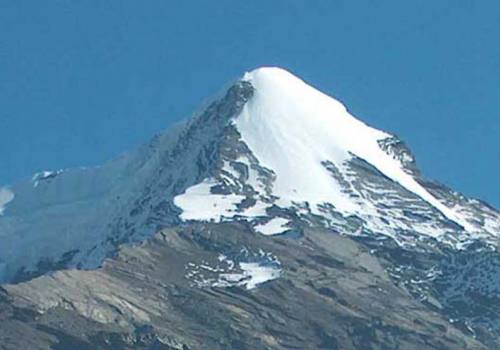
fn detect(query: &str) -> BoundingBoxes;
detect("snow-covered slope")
[236,68,473,231]
[175,68,497,243]
[0,67,498,283]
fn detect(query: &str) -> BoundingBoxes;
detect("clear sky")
[1,1,499,208]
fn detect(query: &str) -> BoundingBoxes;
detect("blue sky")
[1,1,499,208]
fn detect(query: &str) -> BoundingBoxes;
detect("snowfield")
[236,67,474,232]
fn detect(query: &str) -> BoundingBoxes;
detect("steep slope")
[236,68,472,230]
[174,67,498,246]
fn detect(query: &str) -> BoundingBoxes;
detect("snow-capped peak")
[235,67,474,231]
[0,66,497,284]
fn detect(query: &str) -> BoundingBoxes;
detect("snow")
[221,161,240,184]
[173,177,270,222]
[173,174,272,223]
[32,170,63,188]
[186,253,281,290]
[0,65,493,284]
[241,200,270,217]
[234,155,266,193]
[173,178,245,221]
[210,261,281,290]
[0,187,14,216]
[254,217,290,236]
[238,262,281,289]
[235,67,474,232]
[0,122,192,282]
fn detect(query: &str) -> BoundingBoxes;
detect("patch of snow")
[254,217,290,236]
[32,170,63,188]
[174,176,270,222]
[213,261,281,290]
[0,187,14,216]
[238,262,282,289]
[218,254,235,270]
[234,155,267,193]
[221,160,240,183]
[173,178,245,221]
[186,251,281,290]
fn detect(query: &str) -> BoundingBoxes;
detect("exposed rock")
[1,223,489,349]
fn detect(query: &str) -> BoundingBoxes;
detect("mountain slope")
[0,223,488,350]
[0,67,499,348]
[1,67,498,283]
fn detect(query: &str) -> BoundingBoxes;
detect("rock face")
[0,67,499,349]
[0,224,489,349]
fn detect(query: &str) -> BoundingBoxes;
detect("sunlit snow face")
[0,187,14,216]
[173,67,476,239]
[235,67,474,232]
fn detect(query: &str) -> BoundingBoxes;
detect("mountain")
[0,67,499,349]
